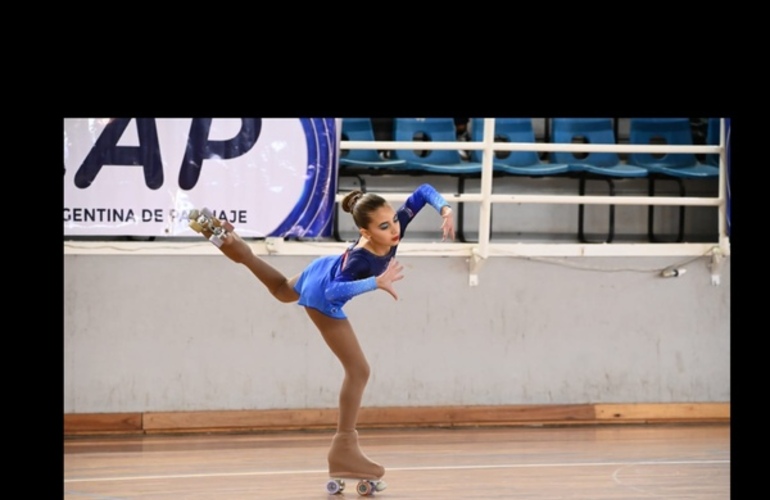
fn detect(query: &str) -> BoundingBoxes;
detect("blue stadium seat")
[551,118,647,243]
[470,118,571,176]
[393,118,483,175]
[627,118,719,243]
[705,117,721,167]
[335,119,409,241]
[469,118,573,241]
[339,118,407,173]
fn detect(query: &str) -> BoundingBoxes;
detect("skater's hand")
[440,207,455,241]
[376,258,404,300]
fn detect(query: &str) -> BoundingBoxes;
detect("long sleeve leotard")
[292,183,449,319]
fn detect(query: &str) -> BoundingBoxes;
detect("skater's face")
[360,204,400,248]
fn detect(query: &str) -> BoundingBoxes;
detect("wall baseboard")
[64,403,730,437]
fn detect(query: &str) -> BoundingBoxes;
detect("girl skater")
[188,183,454,494]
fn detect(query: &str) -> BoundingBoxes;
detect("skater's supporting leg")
[326,430,385,479]
[306,308,385,480]
[305,308,370,432]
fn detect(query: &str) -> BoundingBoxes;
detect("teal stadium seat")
[335,119,409,241]
[470,118,571,176]
[550,118,647,243]
[627,118,719,243]
[469,118,573,241]
[705,117,721,167]
[339,118,407,174]
[393,118,483,175]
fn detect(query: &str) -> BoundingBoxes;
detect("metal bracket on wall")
[709,246,724,286]
[469,248,485,287]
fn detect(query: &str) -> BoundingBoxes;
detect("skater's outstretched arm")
[399,183,455,241]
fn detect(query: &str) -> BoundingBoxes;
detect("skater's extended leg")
[238,248,299,303]
[192,215,298,303]
[306,308,384,480]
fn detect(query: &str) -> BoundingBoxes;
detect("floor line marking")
[64,459,730,483]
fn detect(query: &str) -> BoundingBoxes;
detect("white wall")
[64,251,730,413]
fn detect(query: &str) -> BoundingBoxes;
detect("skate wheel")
[325,478,344,494]
[374,480,387,492]
[356,480,374,496]
[188,209,200,221]
[200,207,223,229]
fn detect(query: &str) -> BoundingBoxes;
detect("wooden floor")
[64,423,730,499]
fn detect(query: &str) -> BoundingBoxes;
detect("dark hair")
[341,190,388,229]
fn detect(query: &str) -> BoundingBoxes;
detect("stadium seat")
[335,119,409,241]
[470,118,571,176]
[705,117,722,167]
[550,118,648,243]
[627,118,719,242]
[339,118,408,173]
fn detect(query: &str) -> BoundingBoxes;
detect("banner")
[64,118,339,238]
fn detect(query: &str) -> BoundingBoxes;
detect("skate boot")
[325,430,386,496]
[188,208,252,263]
[188,207,230,248]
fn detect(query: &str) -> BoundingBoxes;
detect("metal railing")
[337,118,729,260]
[64,119,730,267]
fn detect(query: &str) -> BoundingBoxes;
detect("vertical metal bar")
[476,118,496,259]
[716,118,730,252]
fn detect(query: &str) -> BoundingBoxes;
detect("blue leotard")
[293,183,449,319]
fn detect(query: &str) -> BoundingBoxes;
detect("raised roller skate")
[325,430,386,496]
[188,207,230,248]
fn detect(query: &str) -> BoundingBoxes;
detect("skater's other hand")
[376,258,404,300]
[440,207,455,241]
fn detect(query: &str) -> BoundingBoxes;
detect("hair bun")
[341,190,364,213]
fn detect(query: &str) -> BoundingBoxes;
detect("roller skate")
[325,430,386,496]
[188,207,232,248]
[188,208,253,264]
